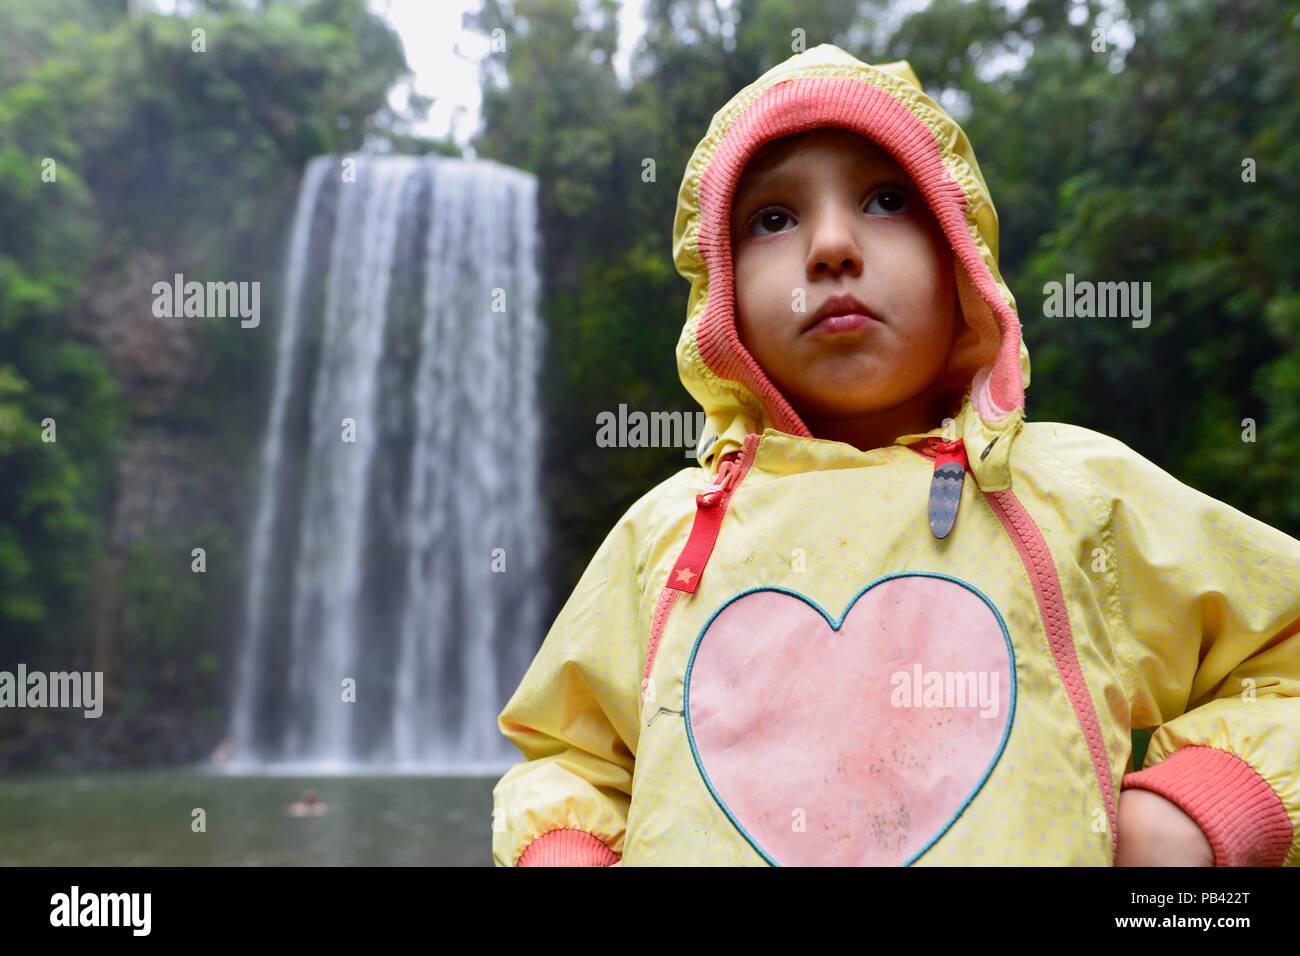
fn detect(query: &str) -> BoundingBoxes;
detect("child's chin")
[796,394,895,419]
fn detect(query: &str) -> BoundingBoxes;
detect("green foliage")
[470,0,1300,599]
[4,0,1299,763]
[0,0,416,762]
[120,521,238,698]
[0,4,122,644]
[991,0,1300,531]
[1131,728,1152,771]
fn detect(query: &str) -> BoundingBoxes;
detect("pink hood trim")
[694,75,1024,436]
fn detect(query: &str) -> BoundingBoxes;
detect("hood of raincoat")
[672,43,1031,492]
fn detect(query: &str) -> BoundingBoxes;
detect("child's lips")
[802,293,882,336]
[805,311,881,336]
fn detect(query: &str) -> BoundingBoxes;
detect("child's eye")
[865,188,908,215]
[749,207,795,235]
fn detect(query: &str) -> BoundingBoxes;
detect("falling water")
[227,154,546,773]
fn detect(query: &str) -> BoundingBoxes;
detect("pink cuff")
[515,828,620,867]
[1122,745,1293,867]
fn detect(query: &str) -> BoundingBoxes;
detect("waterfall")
[227,154,546,773]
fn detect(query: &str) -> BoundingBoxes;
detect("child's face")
[730,128,959,423]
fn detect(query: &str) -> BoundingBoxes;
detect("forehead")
[737,127,902,189]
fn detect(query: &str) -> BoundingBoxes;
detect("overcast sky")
[143,0,649,147]
[368,0,649,147]
[143,0,1106,151]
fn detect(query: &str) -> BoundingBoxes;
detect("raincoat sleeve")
[1054,427,1300,866]
[491,482,668,866]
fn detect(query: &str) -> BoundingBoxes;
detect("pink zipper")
[666,433,759,593]
[641,433,760,703]
[984,487,1120,862]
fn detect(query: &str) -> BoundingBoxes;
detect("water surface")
[0,770,497,866]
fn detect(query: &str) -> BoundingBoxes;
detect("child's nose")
[806,210,864,279]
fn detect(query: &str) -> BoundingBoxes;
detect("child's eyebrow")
[737,162,800,191]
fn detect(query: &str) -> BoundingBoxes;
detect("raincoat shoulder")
[1014,420,1300,866]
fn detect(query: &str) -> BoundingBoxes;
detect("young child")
[491,43,1300,866]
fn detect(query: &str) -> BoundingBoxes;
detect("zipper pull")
[668,449,746,594]
[928,437,968,539]
[697,457,737,507]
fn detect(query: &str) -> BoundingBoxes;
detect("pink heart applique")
[684,572,1015,866]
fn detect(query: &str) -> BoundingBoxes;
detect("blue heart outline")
[683,570,1017,866]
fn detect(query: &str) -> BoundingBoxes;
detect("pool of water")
[0,770,498,865]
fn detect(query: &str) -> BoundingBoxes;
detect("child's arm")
[1048,425,1300,866]
[491,488,664,866]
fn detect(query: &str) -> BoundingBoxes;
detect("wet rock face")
[72,249,204,417]
[17,247,257,771]
[109,426,213,549]
[66,247,244,554]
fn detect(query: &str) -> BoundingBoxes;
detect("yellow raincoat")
[492,44,1300,866]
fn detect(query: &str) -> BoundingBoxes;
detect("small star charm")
[674,567,698,585]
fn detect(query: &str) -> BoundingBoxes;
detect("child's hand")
[1115,789,1215,866]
